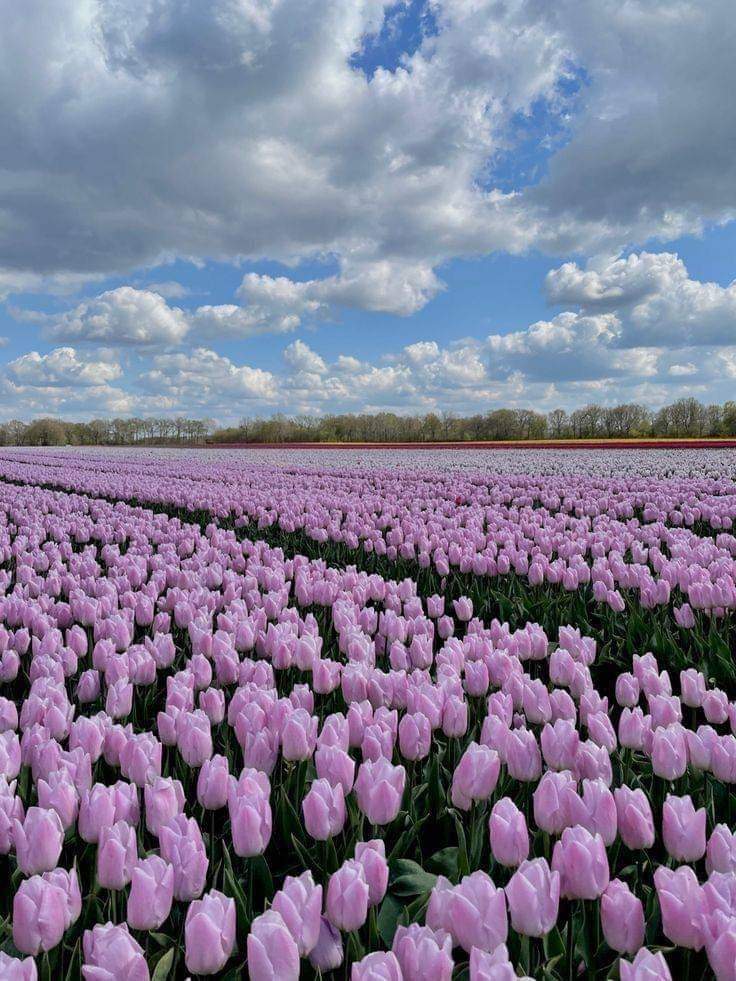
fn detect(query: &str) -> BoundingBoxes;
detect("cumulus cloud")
[545,252,736,347]
[6,347,122,388]
[140,348,277,405]
[46,287,189,346]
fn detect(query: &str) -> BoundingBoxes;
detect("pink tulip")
[302,778,346,840]
[354,757,405,825]
[326,860,369,932]
[159,814,208,900]
[127,855,174,931]
[271,871,323,956]
[533,770,575,835]
[614,786,655,850]
[82,923,148,980]
[552,825,609,899]
[14,806,64,876]
[653,865,705,950]
[392,924,453,981]
[355,840,389,907]
[619,948,672,980]
[505,858,560,937]
[97,820,138,890]
[13,875,68,955]
[662,794,706,862]
[185,889,236,975]
[451,743,500,811]
[489,797,529,868]
[351,952,402,980]
[197,754,230,810]
[144,776,185,836]
[601,879,645,955]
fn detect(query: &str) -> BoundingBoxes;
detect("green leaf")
[222,844,250,930]
[390,858,437,897]
[376,894,404,947]
[251,854,274,898]
[427,846,459,879]
[151,947,175,981]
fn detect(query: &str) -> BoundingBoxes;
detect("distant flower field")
[0,447,735,979]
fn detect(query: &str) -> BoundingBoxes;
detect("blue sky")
[0,0,734,422]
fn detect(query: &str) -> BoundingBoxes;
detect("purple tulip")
[247,910,300,981]
[13,875,69,955]
[354,757,406,825]
[197,754,230,810]
[505,858,560,937]
[13,806,64,875]
[82,923,148,980]
[309,916,344,972]
[614,786,655,850]
[489,797,529,868]
[662,793,706,862]
[600,879,645,955]
[185,889,236,975]
[619,948,672,980]
[271,871,323,956]
[97,819,138,890]
[552,825,609,900]
[326,860,369,932]
[158,813,208,901]
[355,839,388,906]
[127,855,174,931]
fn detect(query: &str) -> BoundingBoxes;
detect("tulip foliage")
[0,448,735,979]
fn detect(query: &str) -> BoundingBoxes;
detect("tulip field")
[2,448,736,980]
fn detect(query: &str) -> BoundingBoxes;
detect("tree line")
[211,398,736,444]
[1,398,734,446]
[0,417,214,446]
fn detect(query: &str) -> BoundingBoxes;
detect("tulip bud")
[185,889,236,975]
[326,860,369,932]
[247,910,300,981]
[505,858,560,938]
[82,924,148,979]
[13,875,68,955]
[489,797,528,868]
[662,794,706,863]
[600,879,645,955]
[127,855,174,931]
[13,806,64,876]
[271,871,323,957]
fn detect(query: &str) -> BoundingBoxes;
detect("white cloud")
[283,339,327,375]
[140,347,277,405]
[6,347,122,388]
[46,287,189,346]
[545,252,736,347]
[145,281,191,300]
